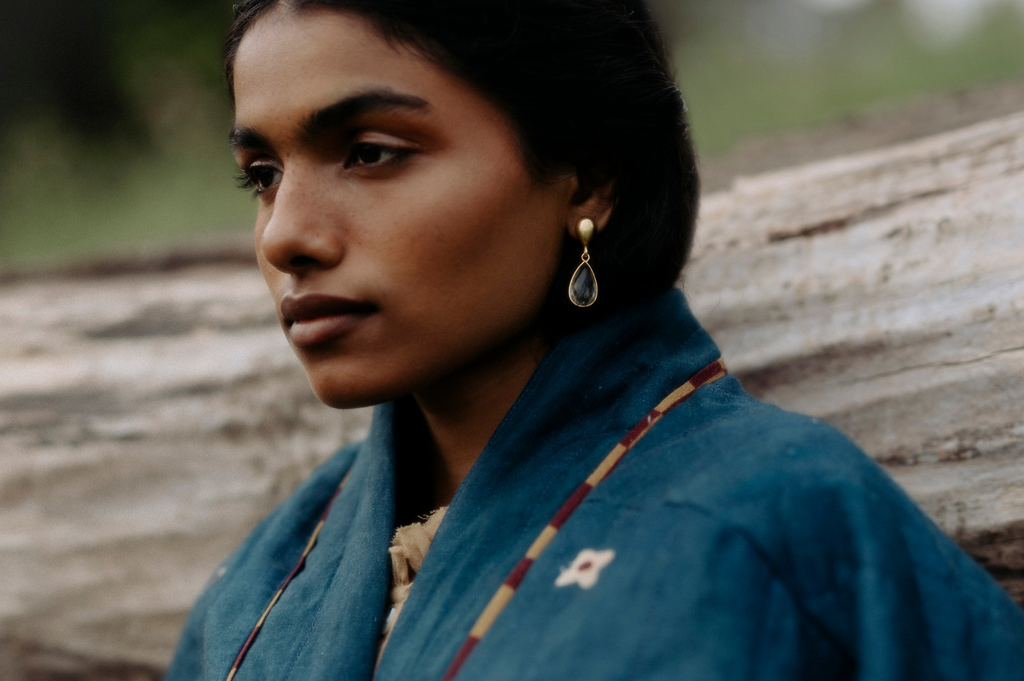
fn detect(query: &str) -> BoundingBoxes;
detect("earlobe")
[566,179,615,239]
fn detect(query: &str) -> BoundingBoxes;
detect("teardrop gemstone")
[569,261,598,307]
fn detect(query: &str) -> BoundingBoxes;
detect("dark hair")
[226,0,699,341]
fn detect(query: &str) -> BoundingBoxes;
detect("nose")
[257,170,344,275]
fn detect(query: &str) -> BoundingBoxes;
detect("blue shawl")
[167,289,1024,680]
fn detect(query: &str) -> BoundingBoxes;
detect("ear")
[566,178,615,242]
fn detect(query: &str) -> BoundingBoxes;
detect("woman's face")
[231,6,575,408]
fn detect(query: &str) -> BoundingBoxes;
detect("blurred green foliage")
[677,0,1024,153]
[1,0,1023,263]
[0,0,249,263]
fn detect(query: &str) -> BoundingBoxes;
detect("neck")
[412,331,548,508]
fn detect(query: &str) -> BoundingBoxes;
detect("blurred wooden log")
[0,262,372,677]
[687,111,1024,600]
[0,109,1022,676]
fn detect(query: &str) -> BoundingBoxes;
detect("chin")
[308,377,398,410]
[303,362,414,410]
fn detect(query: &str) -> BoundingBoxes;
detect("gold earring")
[569,218,598,308]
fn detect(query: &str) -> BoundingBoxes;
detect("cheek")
[373,160,563,308]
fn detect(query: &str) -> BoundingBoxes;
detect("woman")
[166,1,1024,679]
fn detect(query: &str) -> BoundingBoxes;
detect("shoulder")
[613,374,880,509]
[165,442,362,679]
[591,375,915,572]
[588,377,1024,670]
[597,372,1004,584]
[608,377,936,563]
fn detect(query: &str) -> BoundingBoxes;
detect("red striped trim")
[441,638,481,681]
[439,359,727,681]
[504,557,535,589]
[687,360,726,397]
[550,483,594,529]
[619,417,654,449]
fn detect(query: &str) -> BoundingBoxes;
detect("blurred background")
[1,0,1023,265]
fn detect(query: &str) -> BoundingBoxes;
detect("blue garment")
[166,290,1024,681]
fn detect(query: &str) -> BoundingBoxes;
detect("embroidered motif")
[555,549,616,589]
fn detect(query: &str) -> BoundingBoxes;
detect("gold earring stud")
[569,218,598,308]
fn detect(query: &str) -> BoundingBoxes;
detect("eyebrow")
[301,90,429,142]
[229,90,430,152]
[228,127,272,152]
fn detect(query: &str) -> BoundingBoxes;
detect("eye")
[250,164,283,192]
[237,162,282,197]
[345,142,405,168]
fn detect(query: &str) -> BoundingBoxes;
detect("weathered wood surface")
[1,110,1022,676]
[0,265,373,678]
[687,110,1024,599]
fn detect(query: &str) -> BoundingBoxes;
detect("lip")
[280,293,377,349]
